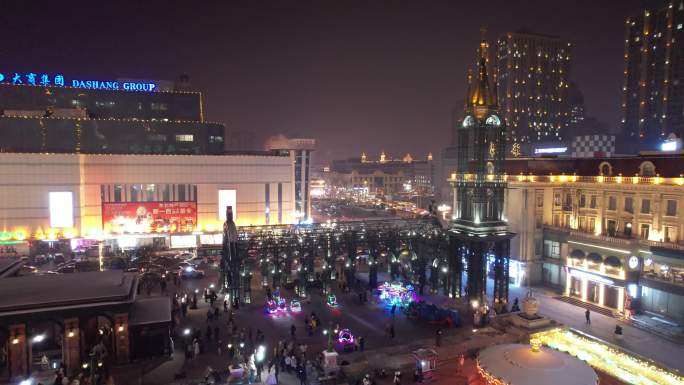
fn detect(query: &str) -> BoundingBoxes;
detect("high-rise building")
[622,3,684,148]
[496,30,572,145]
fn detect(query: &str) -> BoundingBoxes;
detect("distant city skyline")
[0,0,645,162]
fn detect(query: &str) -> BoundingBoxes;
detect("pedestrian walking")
[393,370,402,385]
[359,336,365,351]
[389,323,395,339]
[193,339,200,358]
[217,339,222,356]
[206,325,212,341]
[297,364,307,385]
[585,308,591,325]
[224,300,229,312]
[435,329,442,347]
[214,306,219,319]
[290,324,296,339]
[391,304,396,318]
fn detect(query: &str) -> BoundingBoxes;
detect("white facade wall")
[0,153,295,239]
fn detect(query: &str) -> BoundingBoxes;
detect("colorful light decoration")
[531,328,684,385]
[327,294,338,308]
[377,281,418,308]
[290,299,302,313]
[337,328,355,346]
[265,297,288,315]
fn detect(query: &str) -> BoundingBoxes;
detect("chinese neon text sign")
[0,71,157,92]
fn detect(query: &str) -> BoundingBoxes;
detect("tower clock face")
[486,114,501,127]
[462,115,475,128]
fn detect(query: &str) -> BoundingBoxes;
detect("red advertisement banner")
[102,201,196,233]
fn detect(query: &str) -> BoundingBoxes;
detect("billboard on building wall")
[102,201,196,234]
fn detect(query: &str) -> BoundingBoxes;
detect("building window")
[599,162,612,176]
[147,134,167,142]
[49,191,74,228]
[535,214,543,229]
[553,192,561,206]
[178,184,186,201]
[607,219,617,236]
[639,161,656,177]
[175,134,194,142]
[130,185,140,202]
[277,183,283,224]
[552,214,560,227]
[625,197,634,213]
[114,184,123,202]
[151,102,168,111]
[641,199,651,214]
[536,194,543,207]
[590,195,597,208]
[564,193,572,208]
[640,223,650,240]
[209,135,224,143]
[163,184,171,201]
[666,200,677,216]
[608,196,617,211]
[218,189,237,221]
[664,226,677,243]
[579,194,586,208]
[535,239,542,256]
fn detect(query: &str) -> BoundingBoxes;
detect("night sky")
[0,0,652,163]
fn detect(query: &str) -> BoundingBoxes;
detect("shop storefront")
[567,267,625,310]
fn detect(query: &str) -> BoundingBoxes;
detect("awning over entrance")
[587,253,602,264]
[570,249,586,259]
[604,256,622,267]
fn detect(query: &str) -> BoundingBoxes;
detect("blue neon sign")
[0,71,157,92]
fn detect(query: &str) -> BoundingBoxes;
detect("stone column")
[113,314,130,364]
[63,318,80,376]
[8,324,27,380]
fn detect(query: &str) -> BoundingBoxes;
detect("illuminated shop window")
[49,191,74,228]
[175,134,194,142]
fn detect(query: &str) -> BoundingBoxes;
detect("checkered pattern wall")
[571,135,615,158]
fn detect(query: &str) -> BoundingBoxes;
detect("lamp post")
[323,329,334,352]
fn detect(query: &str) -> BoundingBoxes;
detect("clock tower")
[449,38,514,308]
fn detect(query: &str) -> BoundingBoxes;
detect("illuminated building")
[265,137,316,222]
[496,30,572,145]
[503,155,684,322]
[0,152,297,249]
[329,151,435,197]
[622,3,684,148]
[0,73,308,252]
[448,37,514,306]
[0,73,227,155]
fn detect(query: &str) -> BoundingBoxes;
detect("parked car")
[178,266,205,279]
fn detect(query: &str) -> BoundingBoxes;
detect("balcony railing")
[448,172,684,187]
[544,225,684,251]
[642,272,684,288]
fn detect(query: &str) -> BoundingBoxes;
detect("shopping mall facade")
[497,155,684,323]
[0,71,312,254]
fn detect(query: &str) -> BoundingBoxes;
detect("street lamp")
[323,329,333,353]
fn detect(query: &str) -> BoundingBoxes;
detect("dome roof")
[478,344,598,385]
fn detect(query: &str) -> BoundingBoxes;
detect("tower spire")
[466,27,497,112]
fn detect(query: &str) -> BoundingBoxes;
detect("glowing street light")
[32,334,45,343]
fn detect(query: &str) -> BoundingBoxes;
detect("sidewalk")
[355,271,684,372]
